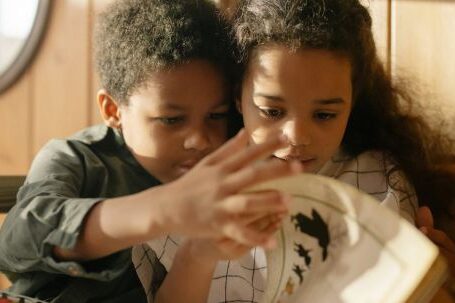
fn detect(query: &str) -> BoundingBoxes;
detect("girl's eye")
[314,112,337,121]
[157,116,184,125]
[259,108,284,120]
[208,112,229,120]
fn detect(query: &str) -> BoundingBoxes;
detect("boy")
[0,0,300,302]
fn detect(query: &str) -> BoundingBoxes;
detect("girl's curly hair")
[233,0,455,226]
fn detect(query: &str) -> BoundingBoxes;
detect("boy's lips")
[178,158,202,170]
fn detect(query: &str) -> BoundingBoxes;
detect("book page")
[247,174,445,303]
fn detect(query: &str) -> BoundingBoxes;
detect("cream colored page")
[250,174,440,303]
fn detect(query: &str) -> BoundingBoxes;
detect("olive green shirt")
[0,125,161,303]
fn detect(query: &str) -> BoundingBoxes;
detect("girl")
[134,0,455,302]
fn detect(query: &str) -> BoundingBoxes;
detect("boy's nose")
[183,127,211,151]
[282,120,311,147]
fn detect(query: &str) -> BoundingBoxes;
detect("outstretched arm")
[55,130,300,261]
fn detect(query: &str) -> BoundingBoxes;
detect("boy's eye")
[314,112,337,121]
[157,116,184,125]
[208,112,229,120]
[259,107,284,120]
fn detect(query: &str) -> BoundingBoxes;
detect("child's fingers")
[216,237,250,250]
[246,217,281,250]
[203,129,249,165]
[247,212,286,231]
[422,227,455,253]
[221,133,287,172]
[416,206,434,228]
[239,211,286,227]
[221,191,291,216]
[226,214,285,248]
[222,158,301,193]
[221,221,281,247]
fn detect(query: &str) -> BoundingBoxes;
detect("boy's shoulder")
[67,124,111,145]
[33,124,116,168]
[41,124,113,152]
[26,125,127,184]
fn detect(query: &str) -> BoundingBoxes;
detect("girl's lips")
[273,155,317,172]
[274,155,316,163]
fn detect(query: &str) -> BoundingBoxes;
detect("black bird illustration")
[292,264,305,284]
[291,209,330,261]
[294,242,312,266]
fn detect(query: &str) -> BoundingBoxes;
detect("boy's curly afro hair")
[95,0,235,103]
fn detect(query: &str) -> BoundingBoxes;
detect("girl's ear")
[97,89,122,129]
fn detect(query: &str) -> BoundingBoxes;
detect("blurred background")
[0,0,454,290]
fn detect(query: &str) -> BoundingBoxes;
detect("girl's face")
[240,46,353,173]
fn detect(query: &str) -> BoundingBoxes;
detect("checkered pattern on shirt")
[133,238,267,303]
[132,150,418,303]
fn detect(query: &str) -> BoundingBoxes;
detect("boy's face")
[240,46,352,173]
[118,60,229,183]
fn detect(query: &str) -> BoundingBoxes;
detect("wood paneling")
[89,0,114,125]
[0,73,31,175]
[391,1,455,132]
[361,0,391,70]
[32,0,91,154]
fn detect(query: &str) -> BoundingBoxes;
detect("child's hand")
[162,130,299,248]
[417,206,455,278]
[186,212,284,262]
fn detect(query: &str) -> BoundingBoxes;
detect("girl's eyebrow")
[253,94,346,105]
[313,98,346,105]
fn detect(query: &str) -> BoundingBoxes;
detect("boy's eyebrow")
[253,93,284,102]
[159,101,230,111]
[213,102,230,109]
[254,94,346,105]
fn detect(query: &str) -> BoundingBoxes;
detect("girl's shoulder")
[318,149,396,178]
[318,149,418,221]
[319,149,414,200]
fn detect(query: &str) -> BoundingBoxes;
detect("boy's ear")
[97,89,122,129]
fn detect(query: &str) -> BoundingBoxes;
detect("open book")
[247,174,448,303]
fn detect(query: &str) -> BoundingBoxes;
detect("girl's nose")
[282,120,311,147]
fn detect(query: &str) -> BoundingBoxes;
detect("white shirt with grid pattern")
[132,150,418,303]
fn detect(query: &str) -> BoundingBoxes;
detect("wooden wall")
[1,0,454,176]
[1,0,454,290]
